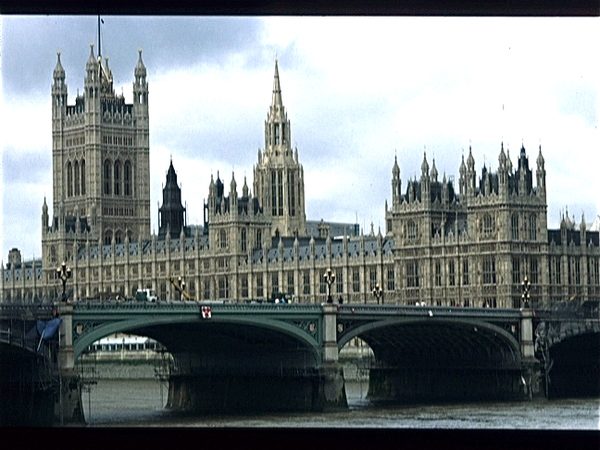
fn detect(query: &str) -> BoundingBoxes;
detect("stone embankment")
[77,351,171,380]
[77,346,373,381]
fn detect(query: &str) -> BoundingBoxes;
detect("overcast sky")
[1,16,598,262]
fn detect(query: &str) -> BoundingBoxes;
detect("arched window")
[256,230,262,250]
[67,161,73,197]
[115,230,123,244]
[529,215,537,241]
[104,230,113,245]
[124,161,131,196]
[74,161,80,196]
[219,229,227,249]
[511,214,519,241]
[104,160,112,195]
[81,159,86,195]
[483,214,494,235]
[241,228,247,252]
[408,220,417,240]
[114,161,121,196]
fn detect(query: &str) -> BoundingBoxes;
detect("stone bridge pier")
[520,309,542,400]
[56,302,84,424]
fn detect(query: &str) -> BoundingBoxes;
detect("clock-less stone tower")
[42,44,151,283]
[253,58,308,238]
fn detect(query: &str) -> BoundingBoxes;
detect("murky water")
[81,379,599,429]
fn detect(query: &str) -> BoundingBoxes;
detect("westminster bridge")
[1,301,599,424]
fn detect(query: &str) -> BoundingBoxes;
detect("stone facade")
[385,145,599,308]
[1,47,599,307]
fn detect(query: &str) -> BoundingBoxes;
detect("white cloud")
[1,16,598,261]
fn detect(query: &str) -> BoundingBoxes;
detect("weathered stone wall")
[167,367,347,413]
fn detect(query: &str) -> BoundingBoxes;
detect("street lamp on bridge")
[521,276,531,309]
[324,268,335,304]
[56,260,72,302]
[372,283,383,305]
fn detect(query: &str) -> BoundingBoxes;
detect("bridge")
[2,300,598,424]
[0,304,58,426]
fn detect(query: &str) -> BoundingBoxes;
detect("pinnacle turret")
[271,57,283,110]
[135,48,147,78]
[54,51,65,79]
[421,152,429,175]
[467,146,475,171]
[392,155,400,178]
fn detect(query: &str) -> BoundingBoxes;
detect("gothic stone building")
[1,48,599,307]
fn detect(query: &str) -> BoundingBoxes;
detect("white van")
[136,289,158,302]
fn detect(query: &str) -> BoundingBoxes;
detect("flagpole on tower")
[98,15,101,58]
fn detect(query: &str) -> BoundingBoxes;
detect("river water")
[80,379,599,429]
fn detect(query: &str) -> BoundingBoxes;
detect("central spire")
[271,56,283,109]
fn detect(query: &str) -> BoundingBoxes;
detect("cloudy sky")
[1,16,598,262]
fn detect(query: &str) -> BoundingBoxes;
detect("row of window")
[65,135,85,148]
[103,230,133,245]
[219,228,263,253]
[408,258,494,288]
[403,213,538,241]
[511,213,537,241]
[266,122,287,147]
[104,159,133,196]
[548,256,600,286]
[101,135,134,147]
[269,170,297,217]
[66,159,85,197]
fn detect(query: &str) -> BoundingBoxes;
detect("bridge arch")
[338,317,521,369]
[73,315,322,364]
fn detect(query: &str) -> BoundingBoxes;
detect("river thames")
[80,378,599,429]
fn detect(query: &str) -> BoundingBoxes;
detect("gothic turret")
[421,152,430,202]
[466,146,476,196]
[133,48,149,124]
[536,144,546,198]
[253,58,307,237]
[431,158,438,182]
[392,155,401,206]
[159,159,186,238]
[459,154,467,197]
[42,197,49,234]
[52,51,67,117]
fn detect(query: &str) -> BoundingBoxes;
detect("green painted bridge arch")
[72,302,325,366]
[336,305,523,369]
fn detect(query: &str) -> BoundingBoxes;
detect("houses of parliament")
[2,44,599,309]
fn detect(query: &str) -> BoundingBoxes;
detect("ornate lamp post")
[56,260,72,302]
[521,276,531,309]
[372,283,383,305]
[324,268,335,304]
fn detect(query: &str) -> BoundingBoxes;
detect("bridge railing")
[74,300,323,313]
[0,304,54,319]
[338,304,522,319]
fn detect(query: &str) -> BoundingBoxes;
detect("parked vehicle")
[136,289,158,302]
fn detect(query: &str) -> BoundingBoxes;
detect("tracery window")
[408,220,417,240]
[104,160,111,195]
[124,161,131,196]
[114,161,121,195]
[67,162,73,197]
[511,214,519,240]
[483,213,494,235]
[529,215,537,241]
[483,256,496,285]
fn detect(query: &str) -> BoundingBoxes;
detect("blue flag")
[37,318,62,341]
